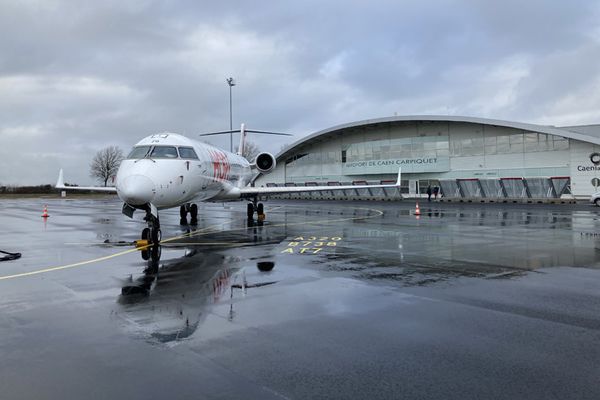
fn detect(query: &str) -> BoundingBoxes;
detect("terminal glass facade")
[345,136,450,162]
[256,118,600,198]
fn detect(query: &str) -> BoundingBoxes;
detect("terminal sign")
[342,156,450,174]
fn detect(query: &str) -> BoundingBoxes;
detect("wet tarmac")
[2,198,600,399]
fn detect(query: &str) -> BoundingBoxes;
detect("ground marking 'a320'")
[281,236,343,254]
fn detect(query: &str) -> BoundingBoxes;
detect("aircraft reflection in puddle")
[117,239,276,344]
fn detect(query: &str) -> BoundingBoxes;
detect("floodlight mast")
[226,77,236,152]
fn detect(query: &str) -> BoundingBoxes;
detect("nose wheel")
[142,213,161,245]
[141,226,161,243]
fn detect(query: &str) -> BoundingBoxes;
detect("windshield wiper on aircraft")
[143,153,156,163]
[134,148,155,163]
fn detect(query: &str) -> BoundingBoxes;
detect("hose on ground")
[0,250,21,261]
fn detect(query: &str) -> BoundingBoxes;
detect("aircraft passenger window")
[178,147,199,159]
[127,146,151,159]
[150,146,179,158]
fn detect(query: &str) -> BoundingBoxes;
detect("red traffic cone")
[414,202,421,216]
[41,205,49,218]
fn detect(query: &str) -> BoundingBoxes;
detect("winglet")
[396,167,402,186]
[56,169,65,189]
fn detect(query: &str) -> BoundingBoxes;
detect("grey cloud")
[1,0,600,185]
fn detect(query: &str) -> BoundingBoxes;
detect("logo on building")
[590,152,600,165]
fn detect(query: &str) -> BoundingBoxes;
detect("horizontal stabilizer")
[199,128,292,137]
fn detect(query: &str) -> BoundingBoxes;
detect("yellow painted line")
[160,221,229,243]
[163,242,257,245]
[0,246,147,281]
[0,221,229,282]
[0,206,383,281]
[244,206,384,231]
[63,222,230,246]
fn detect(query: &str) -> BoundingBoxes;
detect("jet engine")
[254,152,276,173]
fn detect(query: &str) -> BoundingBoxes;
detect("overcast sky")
[1,0,600,185]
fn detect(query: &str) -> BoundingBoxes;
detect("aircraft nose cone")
[118,175,155,205]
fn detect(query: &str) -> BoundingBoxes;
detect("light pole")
[226,77,236,152]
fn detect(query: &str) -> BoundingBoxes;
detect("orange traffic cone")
[414,202,421,216]
[41,205,49,218]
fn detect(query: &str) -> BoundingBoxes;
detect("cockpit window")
[127,146,151,159]
[150,146,178,159]
[178,147,199,159]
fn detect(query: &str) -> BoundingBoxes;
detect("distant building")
[254,115,600,198]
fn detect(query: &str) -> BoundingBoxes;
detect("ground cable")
[0,249,21,262]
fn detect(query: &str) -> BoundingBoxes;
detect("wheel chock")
[135,239,149,248]
[258,213,266,222]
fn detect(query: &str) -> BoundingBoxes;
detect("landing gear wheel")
[141,227,151,260]
[247,203,255,219]
[257,202,265,225]
[150,245,161,261]
[190,204,198,225]
[180,205,188,225]
[151,228,161,244]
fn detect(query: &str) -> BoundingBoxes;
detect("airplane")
[56,124,402,245]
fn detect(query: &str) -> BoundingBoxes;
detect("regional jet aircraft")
[56,124,401,244]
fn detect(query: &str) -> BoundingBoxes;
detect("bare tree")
[90,146,124,186]
[236,140,260,162]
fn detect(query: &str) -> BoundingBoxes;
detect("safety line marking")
[0,206,383,281]
[0,246,143,281]
[0,222,229,281]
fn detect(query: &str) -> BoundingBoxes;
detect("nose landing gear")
[142,211,161,247]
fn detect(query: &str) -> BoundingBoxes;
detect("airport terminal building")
[254,116,600,200]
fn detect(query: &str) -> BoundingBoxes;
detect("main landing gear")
[180,203,198,225]
[247,200,265,226]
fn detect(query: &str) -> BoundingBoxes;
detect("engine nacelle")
[254,152,276,173]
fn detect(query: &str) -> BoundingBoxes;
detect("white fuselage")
[115,133,252,209]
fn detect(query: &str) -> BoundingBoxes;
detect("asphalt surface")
[2,197,600,399]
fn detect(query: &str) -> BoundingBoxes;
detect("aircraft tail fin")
[237,123,246,157]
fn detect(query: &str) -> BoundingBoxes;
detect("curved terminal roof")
[276,115,600,161]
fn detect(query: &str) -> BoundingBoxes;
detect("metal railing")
[260,176,571,201]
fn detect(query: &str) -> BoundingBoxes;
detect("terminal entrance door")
[409,180,418,195]
[418,179,440,195]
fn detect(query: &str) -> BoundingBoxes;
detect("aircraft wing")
[55,169,118,193]
[238,168,402,198]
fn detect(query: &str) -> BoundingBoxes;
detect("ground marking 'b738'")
[281,236,343,254]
